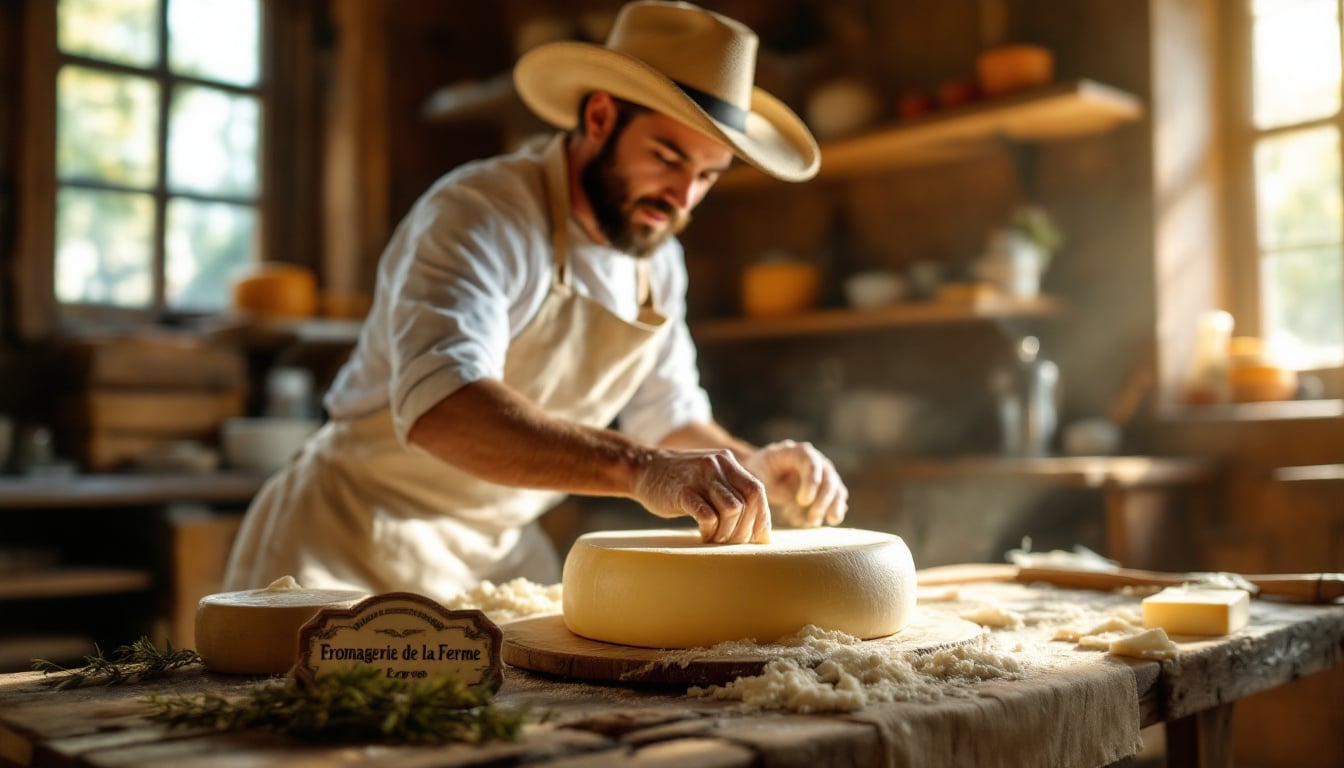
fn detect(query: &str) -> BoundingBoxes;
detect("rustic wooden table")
[0,583,1339,768]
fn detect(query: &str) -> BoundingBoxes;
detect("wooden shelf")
[0,567,153,600]
[692,294,1062,343]
[0,472,267,509]
[422,72,522,123]
[199,316,363,350]
[855,455,1218,490]
[1273,464,1344,485]
[717,79,1144,190]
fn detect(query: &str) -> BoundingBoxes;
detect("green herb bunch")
[1010,204,1064,256]
[147,665,525,744]
[33,638,202,689]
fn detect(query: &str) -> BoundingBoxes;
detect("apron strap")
[636,260,652,308]
[542,136,571,289]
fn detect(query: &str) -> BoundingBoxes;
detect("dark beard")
[580,133,690,258]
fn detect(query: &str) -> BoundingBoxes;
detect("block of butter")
[1141,586,1250,636]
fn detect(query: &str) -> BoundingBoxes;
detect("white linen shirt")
[323,136,713,446]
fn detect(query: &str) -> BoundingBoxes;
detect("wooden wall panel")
[1150,0,1228,403]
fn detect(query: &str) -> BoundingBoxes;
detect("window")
[53,0,263,315]
[1235,0,1344,371]
[15,0,326,339]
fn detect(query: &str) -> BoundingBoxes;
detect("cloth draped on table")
[848,655,1140,767]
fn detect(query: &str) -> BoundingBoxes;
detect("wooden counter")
[0,472,267,509]
[0,582,1339,768]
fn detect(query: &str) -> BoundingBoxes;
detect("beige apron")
[224,136,668,599]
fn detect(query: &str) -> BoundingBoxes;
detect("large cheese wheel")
[195,576,367,675]
[562,528,917,648]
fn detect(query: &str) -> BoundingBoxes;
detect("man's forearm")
[658,420,755,464]
[407,379,652,497]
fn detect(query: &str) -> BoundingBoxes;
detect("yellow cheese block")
[562,527,917,649]
[1141,587,1250,636]
[195,576,367,675]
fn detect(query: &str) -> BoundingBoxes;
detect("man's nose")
[663,170,696,210]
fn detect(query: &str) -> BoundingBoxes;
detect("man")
[223,0,848,599]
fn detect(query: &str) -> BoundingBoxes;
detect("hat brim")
[514,41,819,183]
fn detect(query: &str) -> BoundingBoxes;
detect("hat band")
[673,79,747,132]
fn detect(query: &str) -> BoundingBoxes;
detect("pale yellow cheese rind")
[195,577,367,674]
[1141,587,1250,636]
[562,528,917,649]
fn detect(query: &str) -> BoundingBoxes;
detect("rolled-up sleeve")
[386,186,539,444]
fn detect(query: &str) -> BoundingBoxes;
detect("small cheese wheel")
[562,528,917,649]
[195,576,366,675]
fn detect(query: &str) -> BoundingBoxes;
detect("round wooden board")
[501,613,985,687]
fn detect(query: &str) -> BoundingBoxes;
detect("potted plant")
[978,204,1063,298]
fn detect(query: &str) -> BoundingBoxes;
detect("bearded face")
[579,116,692,258]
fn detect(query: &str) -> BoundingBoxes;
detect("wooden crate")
[65,390,246,436]
[62,335,246,392]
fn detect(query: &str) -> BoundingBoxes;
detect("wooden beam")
[322,0,390,308]
[12,0,57,340]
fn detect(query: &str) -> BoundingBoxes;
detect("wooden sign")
[294,592,502,691]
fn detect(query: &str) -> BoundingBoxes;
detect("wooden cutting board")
[501,613,984,687]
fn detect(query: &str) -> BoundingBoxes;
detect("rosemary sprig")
[33,637,202,689]
[146,665,525,744]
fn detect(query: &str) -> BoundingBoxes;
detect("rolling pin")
[917,563,1344,604]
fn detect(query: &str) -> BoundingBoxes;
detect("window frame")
[14,0,323,340]
[1224,0,1344,391]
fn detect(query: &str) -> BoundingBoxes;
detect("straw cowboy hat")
[513,0,820,182]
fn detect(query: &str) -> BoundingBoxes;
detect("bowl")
[221,417,321,474]
[805,79,883,140]
[976,45,1055,97]
[741,261,821,318]
[844,271,908,309]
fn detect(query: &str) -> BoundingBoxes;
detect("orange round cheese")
[976,45,1055,97]
[562,528,917,649]
[231,263,318,319]
[741,261,821,318]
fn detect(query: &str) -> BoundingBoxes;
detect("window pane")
[1251,0,1340,128]
[1254,127,1341,250]
[166,199,256,311]
[56,187,155,307]
[57,0,159,68]
[168,0,260,86]
[168,86,260,197]
[57,66,160,188]
[1261,247,1344,367]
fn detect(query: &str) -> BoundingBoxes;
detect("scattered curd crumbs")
[959,602,1024,629]
[1109,627,1179,660]
[918,587,962,603]
[688,630,1027,713]
[1053,616,1142,643]
[446,578,562,623]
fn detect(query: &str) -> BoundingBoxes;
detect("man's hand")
[744,440,847,528]
[632,449,771,544]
